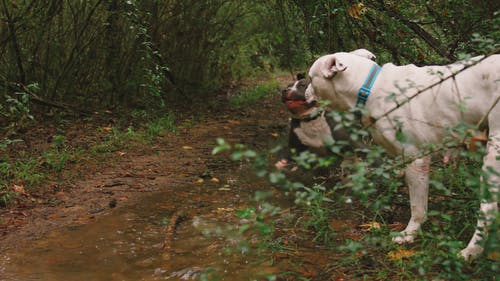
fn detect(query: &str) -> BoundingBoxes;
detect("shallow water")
[1,175,291,281]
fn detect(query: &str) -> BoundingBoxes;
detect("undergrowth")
[0,111,179,206]
[229,80,280,106]
[213,107,500,280]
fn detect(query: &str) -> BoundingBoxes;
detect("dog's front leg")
[393,156,430,244]
[460,134,499,260]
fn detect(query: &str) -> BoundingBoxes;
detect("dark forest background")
[1,0,498,133]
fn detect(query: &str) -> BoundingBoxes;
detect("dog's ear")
[350,49,376,60]
[296,73,305,80]
[322,55,347,79]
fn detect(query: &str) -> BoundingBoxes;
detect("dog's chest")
[293,115,332,149]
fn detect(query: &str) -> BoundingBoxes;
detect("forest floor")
[1,75,319,270]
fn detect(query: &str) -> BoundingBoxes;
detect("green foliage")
[92,126,145,153]
[229,80,280,107]
[1,0,495,136]
[0,90,34,133]
[214,102,499,279]
[146,114,177,140]
[0,113,181,206]
[43,135,70,172]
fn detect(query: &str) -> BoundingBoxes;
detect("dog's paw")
[392,232,415,244]
[458,246,483,261]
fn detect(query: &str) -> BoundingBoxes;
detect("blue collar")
[356,64,381,106]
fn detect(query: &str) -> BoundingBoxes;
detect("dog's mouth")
[282,89,317,115]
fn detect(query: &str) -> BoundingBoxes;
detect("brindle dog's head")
[281,73,315,115]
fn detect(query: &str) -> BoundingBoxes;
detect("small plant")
[1,90,34,133]
[146,114,177,140]
[213,103,499,279]
[43,135,71,172]
[0,138,23,149]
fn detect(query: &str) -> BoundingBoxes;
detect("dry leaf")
[387,248,418,261]
[227,120,240,125]
[102,126,113,132]
[359,221,381,231]
[12,184,28,195]
[348,2,367,19]
[196,178,204,184]
[487,251,499,261]
[210,177,220,183]
[271,132,279,138]
[182,146,193,150]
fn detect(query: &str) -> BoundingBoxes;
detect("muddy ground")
[0,77,297,253]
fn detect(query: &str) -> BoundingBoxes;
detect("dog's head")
[307,49,376,110]
[281,74,316,115]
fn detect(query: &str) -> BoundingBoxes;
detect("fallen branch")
[14,82,92,116]
[162,210,188,260]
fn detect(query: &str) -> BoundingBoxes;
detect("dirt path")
[0,77,293,252]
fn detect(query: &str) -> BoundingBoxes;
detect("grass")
[0,110,182,206]
[229,80,280,106]
[212,116,500,280]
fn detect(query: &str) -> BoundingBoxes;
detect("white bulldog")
[307,49,499,260]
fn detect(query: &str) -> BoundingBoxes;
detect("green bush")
[213,107,499,280]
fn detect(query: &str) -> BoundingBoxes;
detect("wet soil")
[2,76,355,279]
[0,77,293,246]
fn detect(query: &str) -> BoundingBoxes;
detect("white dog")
[307,49,499,260]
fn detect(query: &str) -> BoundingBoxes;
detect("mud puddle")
[1,170,299,281]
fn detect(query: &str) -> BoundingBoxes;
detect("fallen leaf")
[388,222,406,231]
[196,178,204,184]
[210,177,220,183]
[217,207,234,212]
[102,126,113,132]
[182,146,193,150]
[47,213,63,220]
[487,251,499,261]
[359,221,381,231]
[11,184,28,195]
[273,252,289,260]
[227,120,240,125]
[271,132,279,138]
[348,2,366,19]
[118,151,126,156]
[387,248,418,261]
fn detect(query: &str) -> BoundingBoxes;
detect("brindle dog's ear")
[296,73,305,80]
